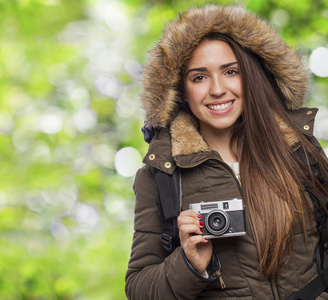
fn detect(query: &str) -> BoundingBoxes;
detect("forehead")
[187,39,237,68]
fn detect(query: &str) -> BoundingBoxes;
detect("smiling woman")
[1,0,327,299]
[125,4,328,300]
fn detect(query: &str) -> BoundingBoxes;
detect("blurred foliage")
[0,0,327,299]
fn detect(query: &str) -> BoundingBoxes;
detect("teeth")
[208,101,233,111]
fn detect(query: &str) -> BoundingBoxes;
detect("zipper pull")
[236,174,241,185]
[214,269,226,289]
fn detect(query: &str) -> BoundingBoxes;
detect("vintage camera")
[189,198,246,239]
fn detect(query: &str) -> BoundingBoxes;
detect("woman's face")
[184,39,244,137]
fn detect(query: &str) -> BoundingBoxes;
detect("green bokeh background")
[0,0,327,299]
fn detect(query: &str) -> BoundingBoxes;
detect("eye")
[192,75,206,82]
[225,69,239,76]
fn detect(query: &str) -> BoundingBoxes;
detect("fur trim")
[274,113,299,148]
[141,5,308,127]
[171,111,300,156]
[170,111,210,156]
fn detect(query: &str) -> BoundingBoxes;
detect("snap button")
[304,125,310,131]
[307,111,312,115]
[149,154,155,160]
[164,162,171,169]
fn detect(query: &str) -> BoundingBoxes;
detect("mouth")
[207,100,234,111]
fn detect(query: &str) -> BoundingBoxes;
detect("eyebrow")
[185,61,238,76]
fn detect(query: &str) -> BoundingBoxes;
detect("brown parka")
[125,4,328,300]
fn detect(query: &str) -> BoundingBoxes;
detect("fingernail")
[200,229,204,233]
[205,238,208,241]
[197,214,202,219]
[199,221,204,227]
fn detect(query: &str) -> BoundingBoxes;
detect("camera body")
[189,198,246,239]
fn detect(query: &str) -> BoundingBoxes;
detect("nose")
[209,77,227,97]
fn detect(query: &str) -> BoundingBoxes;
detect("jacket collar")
[171,108,317,156]
[143,108,318,173]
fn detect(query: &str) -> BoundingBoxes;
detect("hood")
[141,5,308,127]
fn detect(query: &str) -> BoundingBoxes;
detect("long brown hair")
[205,33,328,279]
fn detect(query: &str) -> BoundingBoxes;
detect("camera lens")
[205,210,230,235]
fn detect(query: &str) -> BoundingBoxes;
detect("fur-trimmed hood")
[141,5,308,127]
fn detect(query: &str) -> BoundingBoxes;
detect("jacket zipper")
[213,269,227,289]
[219,161,242,190]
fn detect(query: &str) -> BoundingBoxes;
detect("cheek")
[230,78,243,96]
[185,85,206,103]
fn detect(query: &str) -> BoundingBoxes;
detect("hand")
[178,210,213,274]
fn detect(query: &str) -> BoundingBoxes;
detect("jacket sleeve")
[125,165,211,300]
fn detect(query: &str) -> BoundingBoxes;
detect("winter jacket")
[125,4,328,300]
[125,108,327,300]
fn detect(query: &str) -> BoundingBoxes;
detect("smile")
[207,101,234,111]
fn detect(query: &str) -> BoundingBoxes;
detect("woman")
[125,4,328,300]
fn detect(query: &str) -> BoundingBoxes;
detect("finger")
[189,234,209,244]
[178,215,201,227]
[178,211,203,228]
[181,233,209,253]
[179,210,202,219]
[179,224,202,237]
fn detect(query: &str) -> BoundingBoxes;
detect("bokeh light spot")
[114,147,143,177]
[72,108,98,132]
[72,203,99,227]
[0,112,15,134]
[104,2,129,31]
[271,9,289,27]
[39,114,63,134]
[309,47,328,77]
[50,223,70,240]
